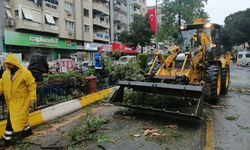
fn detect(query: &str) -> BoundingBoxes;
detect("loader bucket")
[110,81,204,118]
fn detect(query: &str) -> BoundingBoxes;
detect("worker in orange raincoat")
[0,53,36,147]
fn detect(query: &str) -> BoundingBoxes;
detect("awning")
[22,8,33,20]
[5,9,12,18]
[45,13,55,25]
[31,10,42,23]
[112,43,137,54]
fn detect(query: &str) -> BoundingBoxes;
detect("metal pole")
[155,0,158,50]
[0,0,5,53]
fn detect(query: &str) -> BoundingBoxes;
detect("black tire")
[221,65,230,94]
[204,65,221,104]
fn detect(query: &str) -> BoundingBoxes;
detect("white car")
[115,56,136,65]
[237,51,250,66]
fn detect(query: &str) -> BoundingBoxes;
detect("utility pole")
[155,0,158,50]
[0,0,5,53]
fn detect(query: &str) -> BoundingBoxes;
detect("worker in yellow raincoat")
[0,53,36,147]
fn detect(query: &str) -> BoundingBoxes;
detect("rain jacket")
[28,50,48,73]
[0,54,36,132]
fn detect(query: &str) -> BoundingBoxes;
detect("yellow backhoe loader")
[110,19,231,118]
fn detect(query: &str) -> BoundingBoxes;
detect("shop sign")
[84,42,102,51]
[4,31,77,49]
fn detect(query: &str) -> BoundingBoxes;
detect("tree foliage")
[118,14,153,51]
[159,0,209,41]
[222,8,250,48]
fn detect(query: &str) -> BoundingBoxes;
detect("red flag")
[148,8,156,33]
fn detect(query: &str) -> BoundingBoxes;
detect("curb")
[0,88,113,137]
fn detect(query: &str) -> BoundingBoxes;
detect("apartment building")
[2,0,110,63]
[129,0,147,24]
[110,0,147,42]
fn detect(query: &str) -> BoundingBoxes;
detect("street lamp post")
[155,0,158,50]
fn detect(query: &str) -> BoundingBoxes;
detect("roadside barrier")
[0,88,112,137]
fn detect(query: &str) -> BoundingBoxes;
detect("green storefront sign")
[4,31,77,49]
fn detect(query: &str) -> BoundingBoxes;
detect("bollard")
[85,76,97,94]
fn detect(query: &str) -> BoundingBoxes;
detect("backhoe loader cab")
[176,23,222,54]
[110,19,231,118]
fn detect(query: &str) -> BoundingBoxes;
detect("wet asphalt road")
[211,64,250,150]
[9,62,250,150]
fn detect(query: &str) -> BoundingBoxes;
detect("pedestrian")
[0,61,4,78]
[94,47,103,74]
[28,49,49,82]
[0,53,37,147]
[55,61,60,72]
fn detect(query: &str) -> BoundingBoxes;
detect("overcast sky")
[147,0,250,25]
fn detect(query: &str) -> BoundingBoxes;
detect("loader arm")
[155,47,180,76]
[148,53,164,75]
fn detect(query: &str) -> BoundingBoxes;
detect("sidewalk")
[0,88,113,137]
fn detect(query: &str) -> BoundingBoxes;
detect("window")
[45,13,55,25]
[117,25,121,30]
[238,54,243,58]
[84,25,90,32]
[54,17,58,25]
[5,9,13,19]
[65,2,73,12]
[106,18,109,24]
[84,9,89,17]
[15,10,18,17]
[44,0,58,5]
[100,17,104,22]
[65,20,74,30]
[45,3,57,9]
[22,8,33,20]
[246,54,250,58]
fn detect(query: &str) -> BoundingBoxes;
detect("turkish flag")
[148,8,156,33]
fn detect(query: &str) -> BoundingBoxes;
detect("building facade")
[110,0,147,42]
[2,0,110,63]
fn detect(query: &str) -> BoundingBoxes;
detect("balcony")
[133,0,141,8]
[43,1,58,14]
[93,18,109,29]
[15,19,43,32]
[94,32,110,42]
[93,2,109,15]
[44,24,59,34]
[114,3,127,13]
[114,28,123,34]
[133,9,141,15]
[114,14,128,25]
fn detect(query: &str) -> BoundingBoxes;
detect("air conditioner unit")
[68,29,74,35]
[66,10,72,16]
[5,20,14,26]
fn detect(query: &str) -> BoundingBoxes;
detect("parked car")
[115,56,136,65]
[237,51,250,66]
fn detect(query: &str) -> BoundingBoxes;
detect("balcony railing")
[44,24,59,34]
[114,3,127,13]
[15,19,43,31]
[114,14,127,25]
[93,2,109,15]
[93,18,109,29]
[43,1,58,13]
[94,32,110,42]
